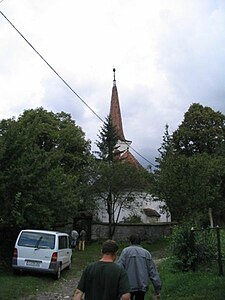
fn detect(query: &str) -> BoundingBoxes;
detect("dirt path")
[20,277,79,300]
[22,252,165,299]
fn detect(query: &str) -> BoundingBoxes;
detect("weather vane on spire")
[113,67,116,86]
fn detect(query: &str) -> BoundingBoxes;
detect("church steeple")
[110,68,126,141]
[108,68,142,169]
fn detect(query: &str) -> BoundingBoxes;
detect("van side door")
[58,235,71,270]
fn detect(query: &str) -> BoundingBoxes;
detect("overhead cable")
[0,10,155,167]
[0,10,104,124]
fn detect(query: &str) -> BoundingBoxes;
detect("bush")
[121,213,143,224]
[169,223,216,271]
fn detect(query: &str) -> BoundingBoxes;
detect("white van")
[12,229,72,279]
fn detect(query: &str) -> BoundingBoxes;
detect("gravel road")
[20,277,79,300]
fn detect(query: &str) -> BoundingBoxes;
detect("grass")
[153,258,225,300]
[0,272,53,300]
[1,238,225,299]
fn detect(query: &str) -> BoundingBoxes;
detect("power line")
[129,145,155,167]
[0,10,156,167]
[0,10,104,124]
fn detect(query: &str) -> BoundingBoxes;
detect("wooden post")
[209,208,214,228]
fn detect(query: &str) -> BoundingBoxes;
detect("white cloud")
[0,0,225,165]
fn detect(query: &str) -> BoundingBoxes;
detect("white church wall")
[94,192,171,224]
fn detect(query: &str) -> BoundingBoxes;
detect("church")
[95,69,171,223]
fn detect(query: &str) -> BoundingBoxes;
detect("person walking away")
[117,234,162,300]
[71,230,79,250]
[78,229,86,251]
[73,240,130,300]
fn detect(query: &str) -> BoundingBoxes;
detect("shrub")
[121,213,142,224]
[169,223,216,271]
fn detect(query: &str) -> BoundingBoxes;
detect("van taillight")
[51,252,57,262]
[13,248,18,258]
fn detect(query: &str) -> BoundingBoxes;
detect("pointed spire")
[110,68,126,141]
[108,69,142,168]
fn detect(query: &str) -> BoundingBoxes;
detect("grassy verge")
[1,238,225,299]
[150,257,225,300]
[0,272,53,300]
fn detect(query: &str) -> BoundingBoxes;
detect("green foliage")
[152,257,225,300]
[169,223,216,272]
[0,108,92,229]
[95,115,119,162]
[95,115,152,238]
[155,153,225,222]
[155,124,173,165]
[154,104,225,224]
[173,103,225,156]
[121,213,143,223]
[92,159,151,237]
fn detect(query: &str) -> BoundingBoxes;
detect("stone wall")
[91,222,172,242]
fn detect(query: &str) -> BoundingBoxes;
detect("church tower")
[109,68,131,153]
[109,68,142,168]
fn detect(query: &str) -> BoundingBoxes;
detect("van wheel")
[54,265,61,280]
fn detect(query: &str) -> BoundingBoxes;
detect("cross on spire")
[113,68,116,86]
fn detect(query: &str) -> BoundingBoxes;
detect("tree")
[94,116,151,238]
[0,108,92,229]
[172,103,225,156]
[155,124,173,166]
[95,115,119,162]
[155,153,225,223]
[154,104,225,224]
[92,160,151,237]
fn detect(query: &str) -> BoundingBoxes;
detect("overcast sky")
[0,0,225,167]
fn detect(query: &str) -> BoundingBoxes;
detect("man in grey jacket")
[117,234,162,300]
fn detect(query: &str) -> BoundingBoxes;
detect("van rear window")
[18,232,55,249]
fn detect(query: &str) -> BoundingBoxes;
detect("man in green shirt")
[73,240,130,300]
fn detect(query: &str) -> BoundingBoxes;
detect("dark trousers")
[130,291,146,300]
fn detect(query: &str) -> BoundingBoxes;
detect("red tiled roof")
[117,149,143,169]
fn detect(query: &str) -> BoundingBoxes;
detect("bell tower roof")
[108,68,142,169]
[110,68,126,141]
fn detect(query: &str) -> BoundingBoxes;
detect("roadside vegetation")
[0,99,225,300]
[155,258,225,300]
[1,237,225,299]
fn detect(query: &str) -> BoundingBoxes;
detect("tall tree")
[155,153,225,223]
[94,116,152,238]
[173,103,225,155]
[154,104,225,224]
[155,124,173,165]
[96,115,119,162]
[0,108,92,229]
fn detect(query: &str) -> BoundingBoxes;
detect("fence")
[190,226,225,276]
